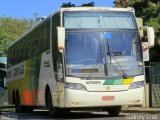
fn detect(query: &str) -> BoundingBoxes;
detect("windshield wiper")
[106,40,128,79]
[111,55,128,79]
[87,32,128,80]
[87,39,105,80]
[87,52,102,80]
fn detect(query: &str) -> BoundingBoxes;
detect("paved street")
[0,110,160,120]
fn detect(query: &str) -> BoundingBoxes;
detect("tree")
[81,1,95,7]
[113,0,129,7]
[61,1,95,7]
[0,17,35,56]
[61,2,75,7]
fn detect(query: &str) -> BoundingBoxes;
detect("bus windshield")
[65,31,143,78]
[64,11,137,29]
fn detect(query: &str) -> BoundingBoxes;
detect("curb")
[121,108,160,113]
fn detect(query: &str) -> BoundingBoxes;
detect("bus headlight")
[129,81,144,89]
[65,83,87,91]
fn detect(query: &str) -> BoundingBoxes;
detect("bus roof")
[60,7,134,13]
[9,7,134,48]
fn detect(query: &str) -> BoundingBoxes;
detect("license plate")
[102,96,115,101]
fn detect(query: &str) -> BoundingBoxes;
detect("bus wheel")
[15,92,23,113]
[47,90,59,116]
[61,108,71,115]
[22,106,33,113]
[12,91,15,104]
[107,106,121,116]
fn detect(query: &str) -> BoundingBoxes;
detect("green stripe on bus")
[103,80,114,85]
[113,79,123,85]
[29,54,41,89]
[103,79,123,85]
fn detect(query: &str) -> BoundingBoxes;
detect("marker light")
[65,83,87,91]
[129,81,144,89]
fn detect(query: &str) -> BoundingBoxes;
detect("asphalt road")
[0,110,160,120]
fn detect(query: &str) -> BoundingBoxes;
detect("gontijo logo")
[86,81,102,84]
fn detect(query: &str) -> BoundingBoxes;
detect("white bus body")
[7,7,154,116]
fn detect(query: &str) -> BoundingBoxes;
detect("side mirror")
[147,27,155,48]
[57,27,65,53]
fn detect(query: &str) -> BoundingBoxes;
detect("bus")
[7,7,155,116]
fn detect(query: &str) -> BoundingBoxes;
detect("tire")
[107,106,121,116]
[60,108,71,116]
[22,106,33,113]
[12,91,15,105]
[47,89,59,116]
[15,92,23,113]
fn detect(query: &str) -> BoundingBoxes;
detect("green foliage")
[0,17,36,56]
[0,89,8,106]
[61,2,76,7]
[113,0,129,7]
[150,0,160,4]
[81,1,95,7]
[61,1,95,7]
[146,18,160,32]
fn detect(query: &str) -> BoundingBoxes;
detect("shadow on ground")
[1,110,125,120]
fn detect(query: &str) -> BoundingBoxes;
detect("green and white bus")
[7,7,155,116]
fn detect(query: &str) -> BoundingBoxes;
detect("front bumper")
[64,87,144,108]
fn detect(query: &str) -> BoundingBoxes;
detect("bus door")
[54,52,65,107]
